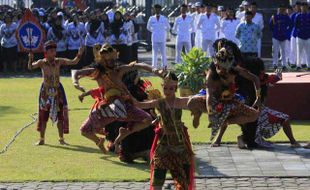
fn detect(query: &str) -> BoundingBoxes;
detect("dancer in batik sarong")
[243,58,301,148]
[72,43,154,153]
[206,45,261,147]
[28,40,84,145]
[134,72,195,190]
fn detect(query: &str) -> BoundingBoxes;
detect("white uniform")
[236,11,245,20]
[123,20,135,46]
[67,22,86,50]
[221,18,240,45]
[107,9,115,23]
[190,12,197,46]
[108,33,127,45]
[84,22,105,47]
[218,17,225,39]
[147,14,170,68]
[172,14,194,63]
[47,27,67,52]
[252,12,264,57]
[198,13,220,57]
[194,12,203,49]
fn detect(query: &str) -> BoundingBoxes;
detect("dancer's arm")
[59,46,85,66]
[118,62,166,78]
[235,65,261,107]
[78,90,91,102]
[72,68,96,92]
[27,53,43,70]
[133,99,159,110]
[206,70,216,114]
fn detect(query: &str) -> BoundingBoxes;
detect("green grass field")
[0,76,309,182]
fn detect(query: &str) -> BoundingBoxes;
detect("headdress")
[213,47,235,70]
[163,71,178,86]
[93,43,119,64]
[44,40,57,51]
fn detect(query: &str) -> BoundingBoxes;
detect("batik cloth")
[255,105,289,147]
[150,99,195,190]
[37,82,69,133]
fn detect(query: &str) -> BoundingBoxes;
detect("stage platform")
[266,72,310,120]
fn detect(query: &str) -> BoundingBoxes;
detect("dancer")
[28,40,84,145]
[206,43,261,147]
[72,43,154,153]
[134,71,195,190]
[242,59,301,148]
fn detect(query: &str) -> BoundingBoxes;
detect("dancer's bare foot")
[97,138,107,154]
[114,142,121,154]
[192,112,202,128]
[303,143,310,149]
[35,139,45,146]
[210,142,221,147]
[237,135,247,149]
[59,139,69,145]
[290,142,301,148]
[114,127,130,153]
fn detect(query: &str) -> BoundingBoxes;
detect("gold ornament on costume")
[93,43,119,64]
[214,47,235,70]
[142,80,162,100]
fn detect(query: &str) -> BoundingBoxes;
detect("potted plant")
[174,47,211,96]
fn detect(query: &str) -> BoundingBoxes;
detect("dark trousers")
[242,52,258,59]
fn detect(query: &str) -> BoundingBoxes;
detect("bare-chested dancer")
[28,40,84,145]
[206,45,261,147]
[72,43,155,153]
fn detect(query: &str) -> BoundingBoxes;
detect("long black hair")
[89,11,101,36]
[52,15,64,40]
[111,11,124,39]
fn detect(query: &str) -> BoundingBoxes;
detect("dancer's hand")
[78,94,84,102]
[252,97,262,110]
[78,46,85,56]
[28,52,34,62]
[73,82,86,92]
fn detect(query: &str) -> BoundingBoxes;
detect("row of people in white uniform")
[147,3,264,68]
[45,14,137,55]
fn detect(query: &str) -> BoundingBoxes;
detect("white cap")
[57,12,64,17]
[218,6,224,11]
[242,1,250,6]
[195,2,201,7]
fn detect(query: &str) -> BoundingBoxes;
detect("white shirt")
[108,33,127,45]
[84,22,105,47]
[172,15,194,42]
[236,11,245,20]
[0,22,18,48]
[252,12,264,30]
[147,14,170,43]
[67,22,86,50]
[194,12,202,32]
[238,12,264,31]
[47,27,67,52]
[221,18,241,42]
[107,9,115,23]
[198,13,220,40]
[123,20,135,45]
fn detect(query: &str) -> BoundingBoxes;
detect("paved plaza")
[1,143,309,190]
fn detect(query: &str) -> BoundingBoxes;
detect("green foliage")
[175,47,211,93]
